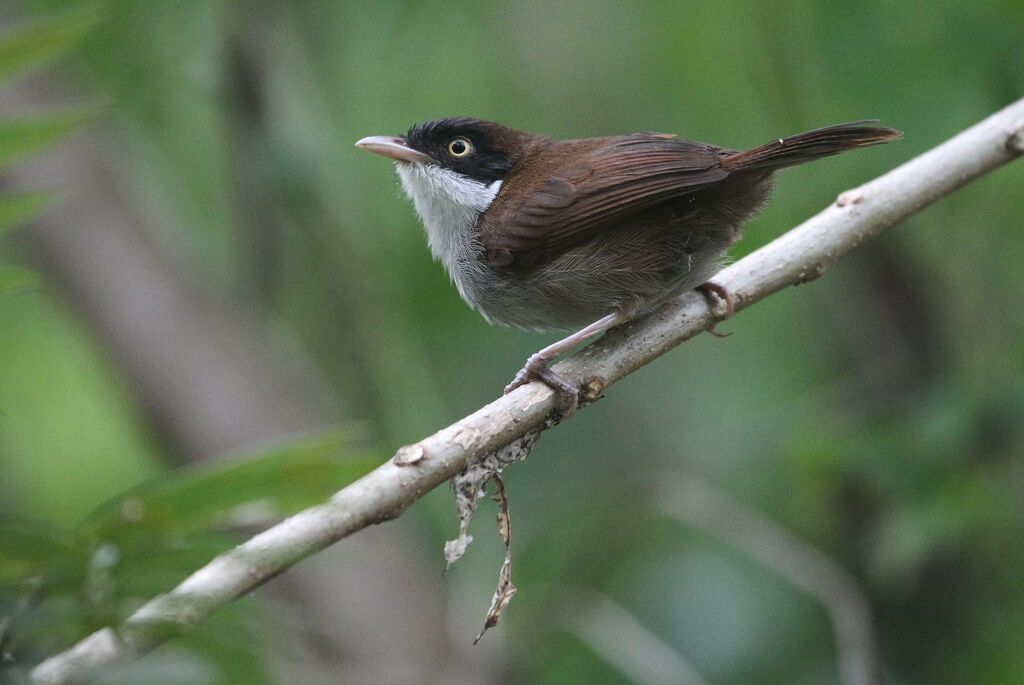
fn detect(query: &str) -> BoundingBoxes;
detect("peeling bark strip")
[474,476,516,644]
[444,425,546,637]
[444,427,544,571]
[31,98,1024,685]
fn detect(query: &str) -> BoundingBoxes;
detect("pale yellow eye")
[447,137,472,157]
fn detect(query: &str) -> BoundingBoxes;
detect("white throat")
[395,163,502,272]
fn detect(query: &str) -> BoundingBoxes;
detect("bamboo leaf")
[78,431,380,547]
[0,3,105,83]
[0,108,97,169]
[0,192,50,234]
[0,516,85,593]
[0,264,42,296]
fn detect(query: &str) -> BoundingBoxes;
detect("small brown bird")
[357,118,900,408]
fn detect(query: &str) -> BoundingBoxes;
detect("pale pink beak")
[354,135,431,164]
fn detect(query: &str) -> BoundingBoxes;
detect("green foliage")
[0,2,102,82]
[79,431,379,547]
[0,108,96,169]
[0,192,50,233]
[0,264,41,296]
[0,5,101,296]
[0,432,377,680]
[0,517,84,594]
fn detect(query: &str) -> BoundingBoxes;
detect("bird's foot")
[696,280,735,337]
[504,353,579,417]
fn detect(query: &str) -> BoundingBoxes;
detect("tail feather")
[721,121,902,172]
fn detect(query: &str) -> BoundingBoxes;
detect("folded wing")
[477,134,731,268]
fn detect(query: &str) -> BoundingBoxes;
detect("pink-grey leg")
[503,311,627,414]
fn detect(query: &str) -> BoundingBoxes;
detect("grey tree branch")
[31,98,1024,685]
[658,474,878,685]
[564,590,710,685]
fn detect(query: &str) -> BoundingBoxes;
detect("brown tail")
[720,121,901,172]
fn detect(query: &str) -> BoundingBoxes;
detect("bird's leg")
[504,311,627,414]
[696,280,735,337]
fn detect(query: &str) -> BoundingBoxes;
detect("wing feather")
[478,135,729,267]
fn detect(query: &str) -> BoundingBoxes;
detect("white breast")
[395,163,502,303]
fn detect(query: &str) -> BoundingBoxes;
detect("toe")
[503,360,581,417]
[697,281,735,317]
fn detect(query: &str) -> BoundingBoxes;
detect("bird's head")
[356,117,535,226]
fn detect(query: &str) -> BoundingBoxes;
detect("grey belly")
[458,224,736,331]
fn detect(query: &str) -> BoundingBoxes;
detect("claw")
[706,322,732,338]
[537,367,579,417]
[504,353,580,417]
[696,281,735,337]
[696,280,735,317]
[501,311,625,418]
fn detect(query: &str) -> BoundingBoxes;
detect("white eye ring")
[447,137,472,157]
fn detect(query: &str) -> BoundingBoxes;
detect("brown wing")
[477,134,731,268]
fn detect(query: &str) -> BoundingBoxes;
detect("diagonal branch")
[31,97,1024,685]
[658,474,878,685]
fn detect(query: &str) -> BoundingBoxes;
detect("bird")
[356,117,900,411]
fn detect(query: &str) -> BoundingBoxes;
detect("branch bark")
[31,98,1024,685]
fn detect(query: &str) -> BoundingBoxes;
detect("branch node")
[581,377,606,403]
[795,264,826,285]
[1007,125,1024,155]
[394,443,426,466]
[836,188,865,207]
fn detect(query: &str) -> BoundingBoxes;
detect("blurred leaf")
[868,469,1016,589]
[0,108,96,169]
[0,3,105,83]
[0,191,50,233]
[0,516,85,593]
[94,607,276,685]
[106,535,237,600]
[78,431,380,545]
[0,264,42,296]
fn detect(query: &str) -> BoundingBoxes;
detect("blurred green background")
[1,1,1023,684]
